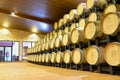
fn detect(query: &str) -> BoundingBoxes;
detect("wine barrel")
[49,32,53,40]
[63,50,72,64]
[54,22,58,30]
[62,32,71,46]
[63,14,70,24]
[88,12,102,22]
[78,18,86,28]
[69,9,77,20]
[104,42,120,66]
[55,35,62,48]
[101,12,120,35]
[45,53,50,63]
[35,55,37,62]
[53,31,57,39]
[36,54,39,62]
[50,52,56,63]
[56,51,63,63]
[64,27,69,33]
[38,46,41,52]
[71,27,86,44]
[38,54,42,62]
[35,55,38,62]
[58,30,63,36]
[77,3,88,16]
[33,55,36,62]
[70,23,78,34]
[41,43,45,51]
[50,38,55,49]
[104,4,120,14]
[86,45,105,65]
[86,0,106,10]
[31,55,33,61]
[72,48,86,64]
[42,53,45,62]
[84,21,103,40]
[45,41,49,50]
[58,19,64,28]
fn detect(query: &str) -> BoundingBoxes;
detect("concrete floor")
[0,62,120,80]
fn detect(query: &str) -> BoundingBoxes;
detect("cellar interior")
[0,0,120,80]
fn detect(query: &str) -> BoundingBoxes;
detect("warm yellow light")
[29,33,38,41]
[3,21,9,27]
[0,28,10,35]
[32,26,38,33]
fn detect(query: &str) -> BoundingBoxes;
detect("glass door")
[0,47,4,62]
[5,47,12,61]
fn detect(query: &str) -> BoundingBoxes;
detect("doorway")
[0,47,12,62]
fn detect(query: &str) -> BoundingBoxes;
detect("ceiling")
[0,0,84,34]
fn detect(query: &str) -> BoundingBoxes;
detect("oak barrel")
[101,12,120,35]
[50,38,55,49]
[54,22,58,30]
[55,35,62,47]
[63,50,72,64]
[63,14,70,24]
[45,53,50,63]
[70,23,78,35]
[58,19,63,28]
[39,54,42,62]
[42,53,45,62]
[72,48,86,64]
[64,27,69,33]
[84,21,103,40]
[104,42,120,66]
[56,51,63,63]
[86,0,106,10]
[69,9,77,20]
[77,3,88,16]
[62,32,71,46]
[86,45,105,65]
[50,52,56,63]
[71,28,86,43]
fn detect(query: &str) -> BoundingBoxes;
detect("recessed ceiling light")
[11,10,15,16]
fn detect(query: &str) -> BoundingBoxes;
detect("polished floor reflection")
[0,62,119,80]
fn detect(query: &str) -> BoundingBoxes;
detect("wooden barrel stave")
[58,19,64,28]
[64,26,70,33]
[62,32,71,46]
[63,50,72,64]
[72,48,86,64]
[50,52,56,63]
[42,53,45,62]
[54,22,58,30]
[56,51,63,63]
[101,12,120,35]
[84,21,103,40]
[86,0,107,10]
[69,9,78,20]
[63,14,70,24]
[86,45,105,65]
[104,42,120,66]
[45,53,50,63]
[55,35,62,47]
[77,3,88,16]
[71,28,86,44]
[39,54,42,62]
[88,12,102,22]
[50,38,55,49]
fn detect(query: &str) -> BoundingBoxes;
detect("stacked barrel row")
[27,0,120,73]
[27,41,120,66]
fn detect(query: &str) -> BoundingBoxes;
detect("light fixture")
[11,9,16,16]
